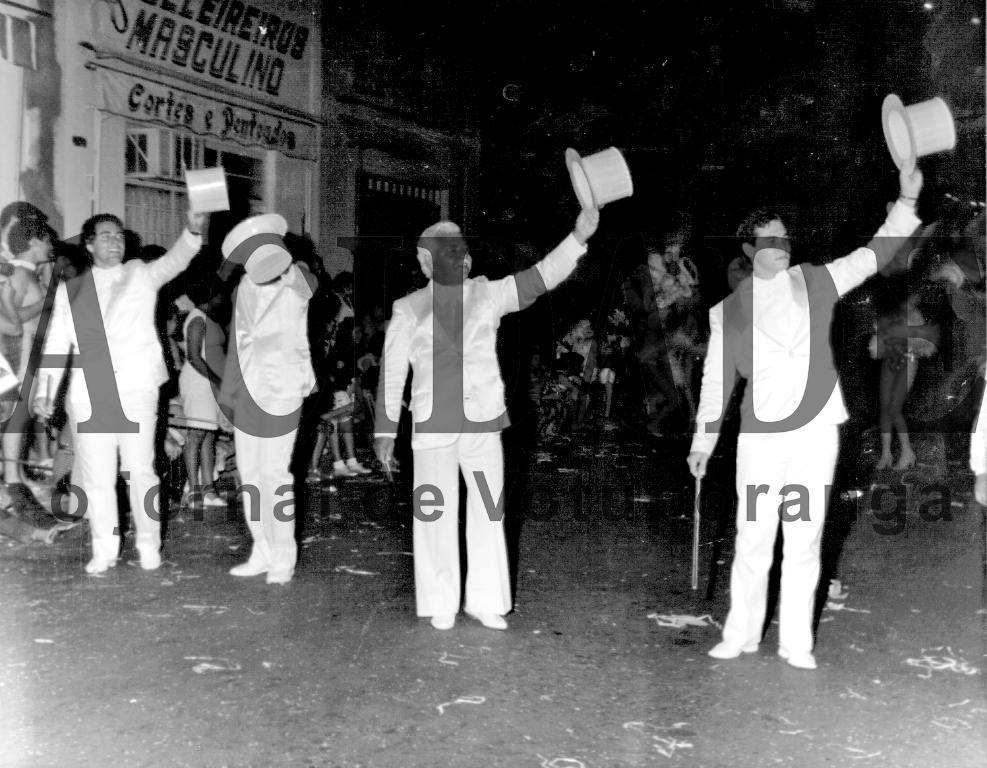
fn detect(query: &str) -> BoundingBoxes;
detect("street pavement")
[0,424,984,768]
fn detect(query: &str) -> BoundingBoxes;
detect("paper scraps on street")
[436,695,485,715]
[905,647,980,678]
[334,565,378,576]
[647,612,721,629]
[184,656,242,674]
[623,722,695,758]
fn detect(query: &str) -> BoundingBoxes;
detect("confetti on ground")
[335,565,378,576]
[828,580,849,600]
[931,717,970,730]
[376,551,413,556]
[183,656,242,674]
[436,695,485,715]
[436,652,466,666]
[905,647,980,678]
[841,689,867,700]
[246,608,266,615]
[647,613,721,629]
[623,722,694,758]
[948,699,971,707]
[845,747,881,759]
[34,639,54,644]
[535,452,553,463]
[537,756,586,768]
[182,605,229,616]
[824,602,871,613]
[634,496,652,503]
[557,468,578,473]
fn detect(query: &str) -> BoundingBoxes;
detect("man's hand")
[573,206,600,246]
[375,436,395,467]
[687,451,710,479]
[187,208,207,236]
[899,166,923,206]
[975,473,987,506]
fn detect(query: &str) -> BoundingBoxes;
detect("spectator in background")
[1,218,54,515]
[179,280,229,508]
[308,271,372,481]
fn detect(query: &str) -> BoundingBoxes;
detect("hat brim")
[221,214,288,259]
[566,148,596,209]
[882,94,915,174]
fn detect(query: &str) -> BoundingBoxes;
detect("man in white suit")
[688,167,923,669]
[35,208,205,573]
[972,368,987,506]
[375,208,600,630]
[218,215,317,585]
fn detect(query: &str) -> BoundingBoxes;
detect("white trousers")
[71,390,161,564]
[412,431,512,617]
[233,424,299,573]
[722,422,839,655]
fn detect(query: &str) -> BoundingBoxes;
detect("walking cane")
[691,476,701,590]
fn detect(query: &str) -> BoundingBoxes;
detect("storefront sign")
[100,66,317,160]
[92,0,314,109]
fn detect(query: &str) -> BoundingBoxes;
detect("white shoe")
[778,648,817,670]
[708,641,759,659]
[346,458,372,475]
[430,614,456,630]
[140,552,162,571]
[266,569,293,585]
[465,610,507,631]
[229,561,268,577]
[85,558,117,574]
[333,460,357,477]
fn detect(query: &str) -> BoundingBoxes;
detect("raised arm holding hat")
[374,206,599,631]
[33,207,205,573]
[686,166,923,669]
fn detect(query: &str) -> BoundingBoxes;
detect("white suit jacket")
[376,233,587,450]
[219,263,316,422]
[692,201,921,456]
[40,229,202,414]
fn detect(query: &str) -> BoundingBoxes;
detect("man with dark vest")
[687,166,923,669]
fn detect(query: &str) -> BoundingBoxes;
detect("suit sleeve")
[972,384,987,475]
[374,300,414,439]
[146,229,203,289]
[489,233,587,316]
[280,262,315,301]
[690,304,735,456]
[827,201,922,296]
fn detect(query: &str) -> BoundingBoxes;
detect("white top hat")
[185,167,230,214]
[566,147,634,209]
[882,95,956,173]
[221,213,292,284]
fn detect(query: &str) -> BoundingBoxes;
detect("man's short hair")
[1,202,47,230]
[420,221,462,241]
[8,219,52,256]
[81,213,124,245]
[736,209,784,248]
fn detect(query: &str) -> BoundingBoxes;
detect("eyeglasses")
[95,232,125,243]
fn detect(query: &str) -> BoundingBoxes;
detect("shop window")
[125,126,263,248]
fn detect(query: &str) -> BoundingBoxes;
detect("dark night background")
[323,0,985,433]
[325,0,983,285]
